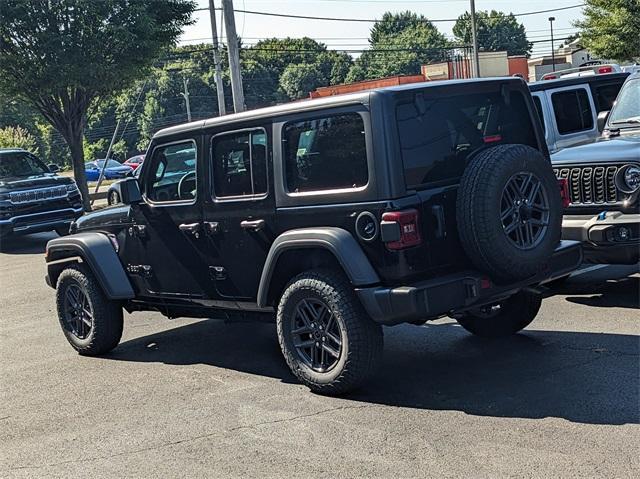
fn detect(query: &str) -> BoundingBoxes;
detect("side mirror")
[597,110,610,133]
[47,163,60,173]
[119,177,142,205]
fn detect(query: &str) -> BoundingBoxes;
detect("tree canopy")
[575,0,640,62]
[0,0,194,210]
[453,10,531,56]
[348,11,450,81]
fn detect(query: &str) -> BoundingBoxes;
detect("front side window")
[147,141,197,202]
[551,89,594,134]
[283,113,368,193]
[211,129,268,198]
[0,151,48,178]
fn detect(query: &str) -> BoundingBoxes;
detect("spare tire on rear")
[456,144,562,283]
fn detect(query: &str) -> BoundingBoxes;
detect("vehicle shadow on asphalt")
[561,275,640,309]
[110,315,638,426]
[0,232,55,254]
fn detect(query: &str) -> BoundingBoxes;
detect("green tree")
[0,0,194,210]
[575,0,640,62]
[280,64,326,100]
[349,12,449,80]
[453,10,532,56]
[0,126,39,153]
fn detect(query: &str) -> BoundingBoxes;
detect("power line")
[193,3,585,23]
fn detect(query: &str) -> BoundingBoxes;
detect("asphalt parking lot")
[1,232,638,478]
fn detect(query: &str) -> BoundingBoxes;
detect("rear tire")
[455,290,542,338]
[276,269,383,395]
[56,264,123,355]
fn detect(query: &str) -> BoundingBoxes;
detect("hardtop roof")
[528,72,629,92]
[153,76,524,140]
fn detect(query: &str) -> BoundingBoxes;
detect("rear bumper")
[356,240,582,326]
[0,207,83,235]
[562,211,639,264]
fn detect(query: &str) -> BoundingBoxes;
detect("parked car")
[123,154,144,171]
[85,159,133,181]
[45,78,581,395]
[529,72,628,153]
[551,72,640,265]
[539,63,623,81]
[0,148,83,238]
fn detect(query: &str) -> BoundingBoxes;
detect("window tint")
[532,95,546,134]
[397,90,537,188]
[593,82,623,112]
[212,129,267,198]
[551,89,593,134]
[147,142,197,202]
[283,113,368,193]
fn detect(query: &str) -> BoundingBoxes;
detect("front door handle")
[179,222,201,238]
[240,219,265,232]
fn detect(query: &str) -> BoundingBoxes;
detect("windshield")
[0,151,49,178]
[608,78,640,127]
[95,159,124,168]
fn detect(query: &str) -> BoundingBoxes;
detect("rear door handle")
[240,219,265,231]
[179,222,201,237]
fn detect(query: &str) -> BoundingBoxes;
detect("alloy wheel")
[291,298,343,373]
[62,283,93,339]
[500,172,550,250]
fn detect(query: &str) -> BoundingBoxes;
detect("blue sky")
[180,0,585,58]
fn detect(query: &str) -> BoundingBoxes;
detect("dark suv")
[0,148,83,239]
[45,78,581,394]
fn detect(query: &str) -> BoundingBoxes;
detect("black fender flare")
[45,232,135,300]
[256,227,380,307]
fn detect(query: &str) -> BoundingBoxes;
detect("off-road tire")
[56,264,123,355]
[457,144,562,283]
[455,290,542,338]
[277,269,383,395]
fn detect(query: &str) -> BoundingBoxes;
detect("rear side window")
[593,82,623,112]
[532,95,546,134]
[211,129,268,198]
[283,113,368,193]
[397,90,537,189]
[551,89,593,134]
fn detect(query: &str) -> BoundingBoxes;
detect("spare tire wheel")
[456,144,562,283]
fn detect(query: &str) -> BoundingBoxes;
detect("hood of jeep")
[551,133,640,165]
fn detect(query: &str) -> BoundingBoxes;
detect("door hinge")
[128,224,147,238]
[209,266,227,280]
[127,264,153,278]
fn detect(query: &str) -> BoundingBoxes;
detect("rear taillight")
[483,134,502,144]
[558,178,571,208]
[598,66,613,74]
[381,209,421,250]
[543,75,557,80]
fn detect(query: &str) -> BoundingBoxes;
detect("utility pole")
[469,0,481,78]
[549,16,556,72]
[181,77,192,122]
[221,0,245,112]
[209,0,226,116]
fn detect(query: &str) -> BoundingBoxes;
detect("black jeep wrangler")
[45,78,581,395]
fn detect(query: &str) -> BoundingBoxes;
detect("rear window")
[397,90,537,189]
[551,89,593,134]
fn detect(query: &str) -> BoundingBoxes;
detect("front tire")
[56,264,123,355]
[454,290,542,338]
[277,269,383,395]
